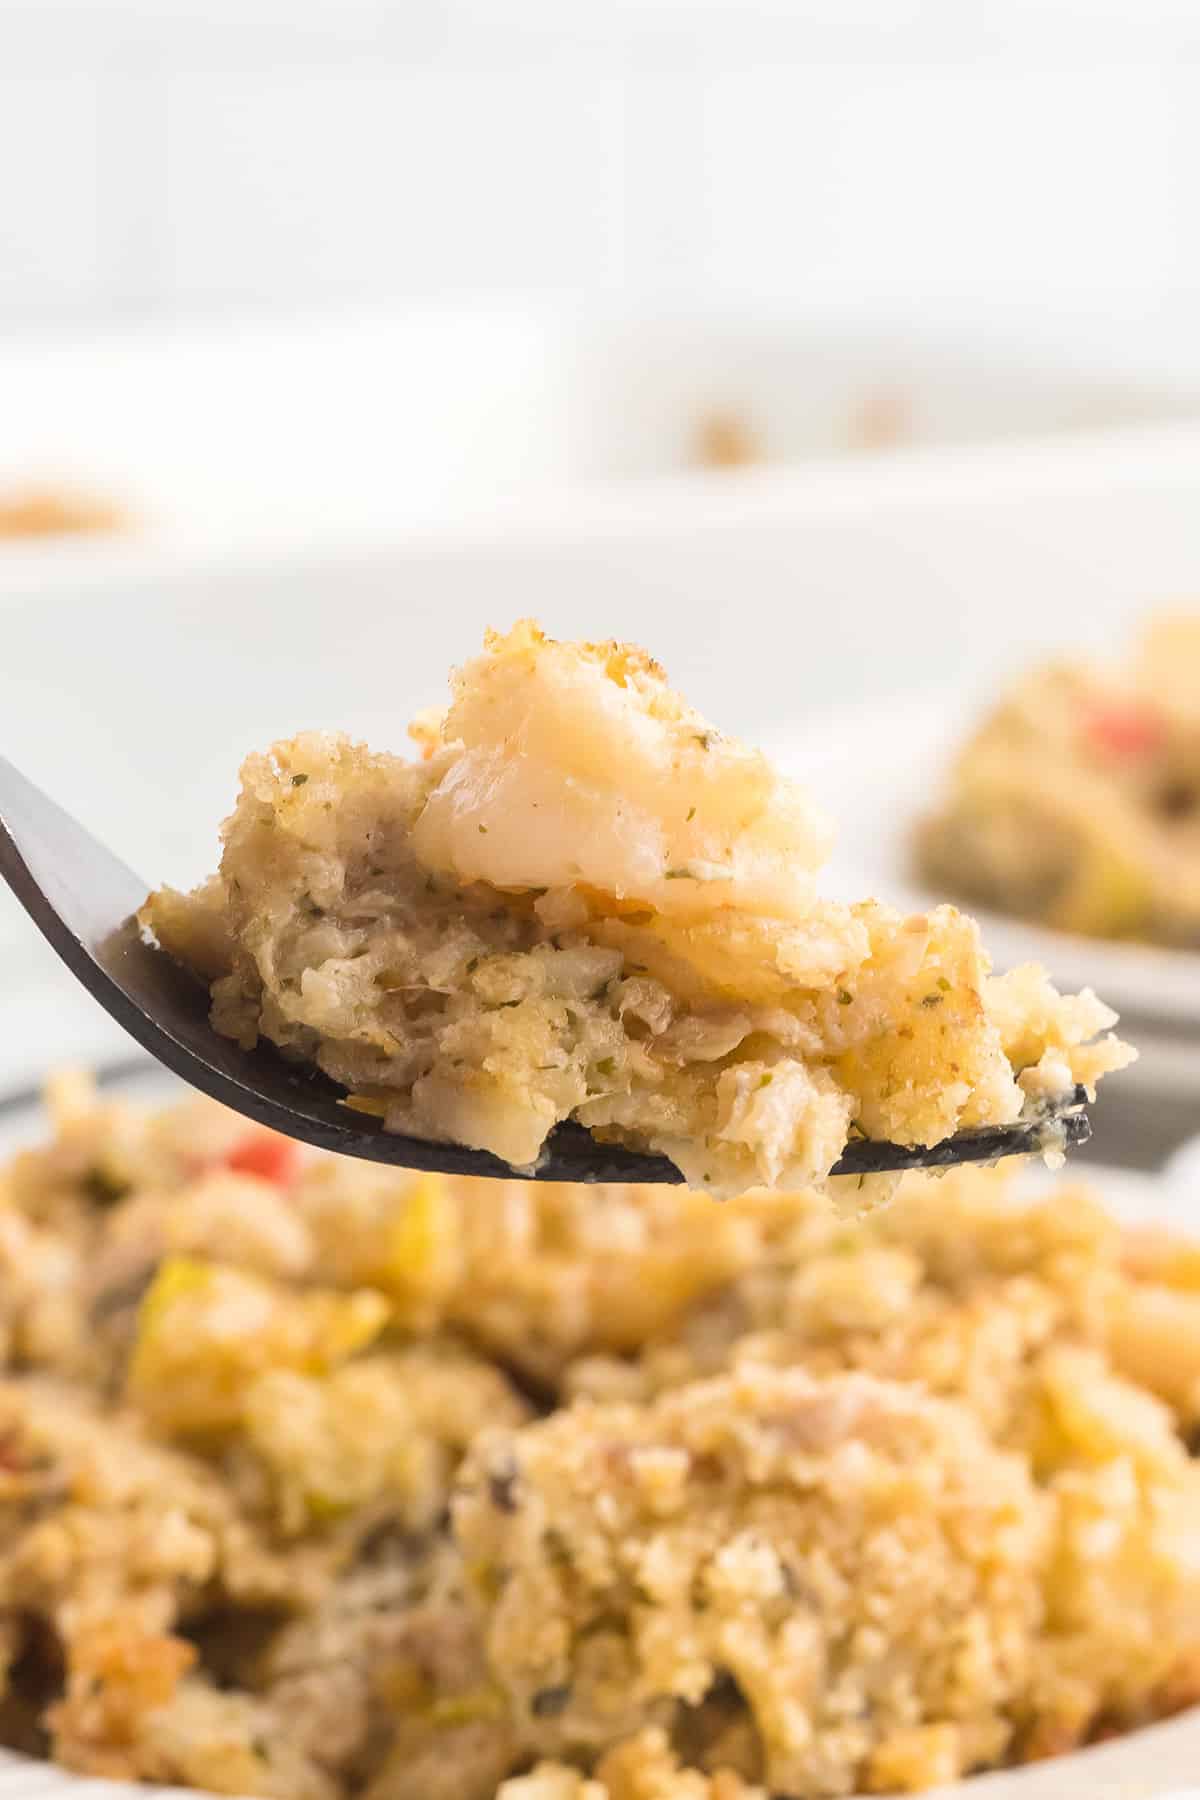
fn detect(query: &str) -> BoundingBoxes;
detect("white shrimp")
[410,621,831,923]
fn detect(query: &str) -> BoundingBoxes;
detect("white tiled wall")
[1,0,1200,330]
[0,73,105,310]
[161,64,631,306]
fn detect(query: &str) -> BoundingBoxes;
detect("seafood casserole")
[919,614,1200,946]
[0,1073,1194,1797]
[144,623,1130,1197]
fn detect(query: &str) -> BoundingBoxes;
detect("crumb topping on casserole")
[144,623,1130,1197]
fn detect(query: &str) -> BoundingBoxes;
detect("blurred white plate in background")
[769,693,1200,1091]
[0,304,1193,569]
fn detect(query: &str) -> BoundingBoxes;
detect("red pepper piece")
[1084,702,1163,757]
[224,1133,299,1184]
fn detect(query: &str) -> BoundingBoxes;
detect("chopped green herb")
[595,1056,616,1077]
[920,992,944,1008]
[290,773,308,787]
[837,988,854,1005]
[466,956,479,973]
[478,824,488,834]
[686,805,696,821]
[664,868,692,881]
[937,975,952,991]
[758,1072,773,1088]
[429,1690,507,1727]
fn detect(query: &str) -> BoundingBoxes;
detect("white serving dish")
[0,1062,1196,1800]
[0,305,1192,569]
[6,1712,1195,1800]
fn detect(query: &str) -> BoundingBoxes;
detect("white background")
[1,0,1198,339]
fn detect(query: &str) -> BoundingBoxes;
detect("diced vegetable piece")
[1083,702,1164,758]
[128,1256,387,1434]
[223,1132,299,1185]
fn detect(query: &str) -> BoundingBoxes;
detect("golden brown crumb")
[694,413,762,470]
[0,487,122,539]
[0,1077,1192,1797]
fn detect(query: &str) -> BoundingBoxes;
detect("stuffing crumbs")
[0,1071,1196,1798]
[142,622,1131,1198]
